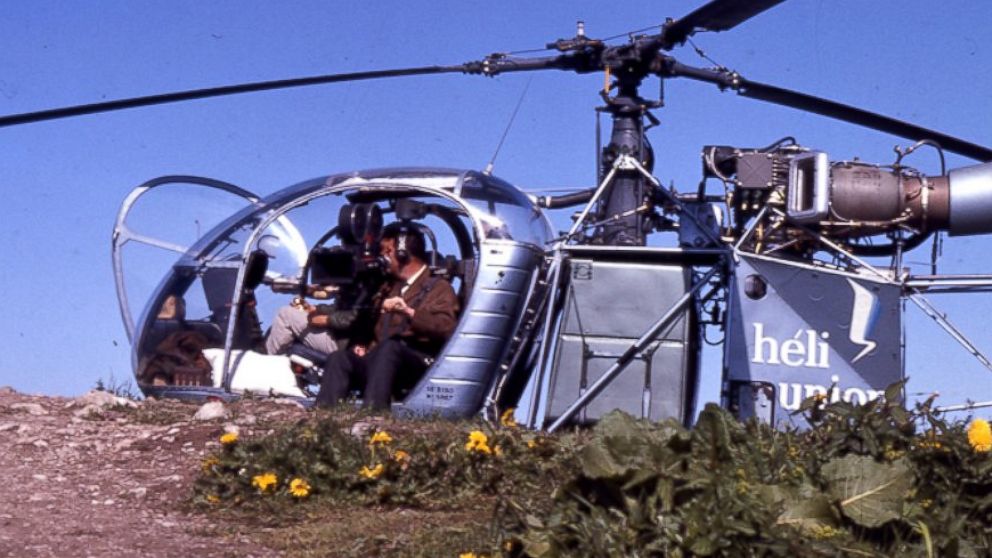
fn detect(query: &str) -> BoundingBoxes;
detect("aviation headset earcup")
[395,230,410,264]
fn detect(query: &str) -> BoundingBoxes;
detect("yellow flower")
[500,408,518,428]
[527,439,537,449]
[369,431,393,445]
[251,472,278,492]
[206,494,220,504]
[360,463,384,479]
[394,450,411,463]
[465,430,492,454]
[201,456,220,473]
[968,418,992,452]
[219,432,238,445]
[289,478,310,498]
[458,553,478,558]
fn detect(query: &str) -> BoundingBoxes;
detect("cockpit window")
[456,174,552,246]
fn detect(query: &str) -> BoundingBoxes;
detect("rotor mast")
[597,53,657,245]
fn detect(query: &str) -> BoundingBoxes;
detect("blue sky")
[1,1,990,415]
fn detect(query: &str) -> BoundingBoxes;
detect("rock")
[193,401,227,421]
[10,402,47,416]
[350,420,377,439]
[222,423,240,436]
[272,397,306,408]
[235,414,257,426]
[0,386,15,395]
[128,487,148,500]
[0,422,22,433]
[74,389,138,409]
[73,404,104,418]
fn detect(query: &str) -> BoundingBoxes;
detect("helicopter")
[3,1,992,429]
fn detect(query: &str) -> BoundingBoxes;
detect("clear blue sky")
[1,1,990,416]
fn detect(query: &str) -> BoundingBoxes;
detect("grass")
[94,372,142,400]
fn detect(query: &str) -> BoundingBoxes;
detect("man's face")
[380,237,401,277]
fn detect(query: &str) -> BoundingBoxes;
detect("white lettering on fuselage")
[777,375,885,410]
[751,323,830,368]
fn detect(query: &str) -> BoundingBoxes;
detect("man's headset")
[386,221,425,265]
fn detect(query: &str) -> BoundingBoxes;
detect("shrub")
[500,384,992,557]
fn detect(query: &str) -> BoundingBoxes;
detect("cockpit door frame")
[111,175,259,342]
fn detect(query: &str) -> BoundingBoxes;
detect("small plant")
[93,372,141,401]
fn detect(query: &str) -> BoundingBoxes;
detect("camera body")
[308,245,387,310]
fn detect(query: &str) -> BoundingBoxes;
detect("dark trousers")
[316,338,429,410]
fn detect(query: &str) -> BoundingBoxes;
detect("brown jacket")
[374,270,459,356]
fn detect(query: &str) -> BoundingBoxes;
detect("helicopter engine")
[704,144,992,253]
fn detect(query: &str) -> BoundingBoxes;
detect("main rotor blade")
[663,59,992,162]
[660,0,786,49]
[0,65,468,128]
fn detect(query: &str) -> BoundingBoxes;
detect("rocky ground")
[0,386,310,557]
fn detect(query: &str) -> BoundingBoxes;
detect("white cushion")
[201,348,306,398]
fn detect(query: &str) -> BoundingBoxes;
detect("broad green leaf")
[884,379,906,404]
[579,439,628,479]
[821,454,912,528]
[776,491,837,533]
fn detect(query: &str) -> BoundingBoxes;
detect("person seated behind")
[316,223,459,410]
[264,286,341,356]
[140,294,213,386]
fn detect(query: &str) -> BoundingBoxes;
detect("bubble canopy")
[115,168,553,401]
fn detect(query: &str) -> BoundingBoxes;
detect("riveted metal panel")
[544,255,698,424]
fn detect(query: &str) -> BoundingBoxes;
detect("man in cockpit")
[264,289,340,356]
[315,223,459,410]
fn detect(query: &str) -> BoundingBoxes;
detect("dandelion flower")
[289,478,311,498]
[500,408,518,428]
[251,472,278,492]
[465,430,492,454]
[360,463,384,479]
[527,439,537,449]
[220,432,238,445]
[968,418,992,452]
[369,431,393,445]
[394,450,410,463]
[458,553,478,558]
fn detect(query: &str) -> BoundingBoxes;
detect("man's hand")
[382,296,415,318]
[291,297,313,311]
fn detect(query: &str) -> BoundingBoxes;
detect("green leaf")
[884,380,906,404]
[776,492,837,533]
[821,454,912,528]
[579,439,628,479]
[688,534,717,556]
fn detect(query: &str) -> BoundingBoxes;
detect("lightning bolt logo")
[847,279,879,363]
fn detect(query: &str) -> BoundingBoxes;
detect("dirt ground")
[0,386,310,558]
